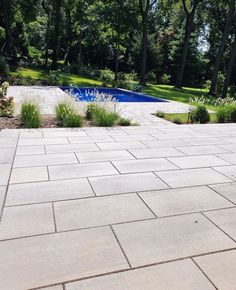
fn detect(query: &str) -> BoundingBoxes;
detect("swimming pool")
[60,87,168,103]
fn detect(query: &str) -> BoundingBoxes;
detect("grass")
[11,67,101,87]
[163,113,217,124]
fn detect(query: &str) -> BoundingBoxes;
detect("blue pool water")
[60,87,168,103]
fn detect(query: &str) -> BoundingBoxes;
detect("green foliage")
[118,117,131,126]
[216,104,236,123]
[91,106,119,127]
[28,46,43,63]
[0,82,14,117]
[189,105,210,124]
[155,110,165,118]
[160,74,171,85]
[146,71,157,84]
[114,80,133,90]
[99,70,114,87]
[216,72,225,97]
[86,103,97,120]
[0,57,10,75]
[21,101,42,128]
[172,116,182,124]
[55,102,83,127]
[48,70,62,85]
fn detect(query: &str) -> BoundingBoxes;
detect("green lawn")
[11,67,207,105]
[162,113,217,124]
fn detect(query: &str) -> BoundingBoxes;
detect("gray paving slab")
[142,139,189,148]
[168,155,229,169]
[0,164,11,185]
[43,131,87,138]
[151,133,193,140]
[139,186,233,217]
[85,129,127,136]
[113,158,177,174]
[204,207,236,241]
[0,227,129,290]
[217,153,236,164]
[97,141,147,151]
[20,131,43,138]
[89,172,169,196]
[0,148,15,163]
[16,145,45,155]
[55,194,154,231]
[129,147,184,158]
[49,162,119,180]
[210,183,236,204]
[112,134,156,142]
[40,286,63,290]
[113,213,235,267]
[76,150,135,163]
[10,166,49,184]
[219,144,236,152]
[0,203,55,240]
[13,153,78,168]
[183,138,227,146]
[176,145,230,155]
[194,250,236,290]
[6,178,93,206]
[0,186,6,211]
[45,143,99,154]
[66,259,215,290]
[0,137,18,148]
[213,165,236,181]
[18,137,69,146]
[69,136,115,144]
[156,168,231,188]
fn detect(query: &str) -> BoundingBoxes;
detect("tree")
[175,0,203,88]
[209,1,235,96]
[139,0,157,85]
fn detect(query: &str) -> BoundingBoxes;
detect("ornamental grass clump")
[0,82,14,117]
[21,101,42,128]
[91,105,119,127]
[55,102,83,127]
[216,104,236,123]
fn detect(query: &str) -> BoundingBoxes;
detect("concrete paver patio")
[0,123,236,290]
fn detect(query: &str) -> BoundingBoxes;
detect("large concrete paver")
[41,286,63,290]
[76,150,134,163]
[210,183,236,204]
[213,165,236,181]
[54,194,154,231]
[182,138,227,146]
[204,208,236,241]
[0,137,18,148]
[0,148,15,163]
[194,250,236,290]
[43,131,87,138]
[113,213,235,267]
[0,203,55,240]
[6,178,94,206]
[139,186,233,217]
[13,153,78,167]
[176,145,231,156]
[89,172,168,195]
[0,164,11,185]
[129,147,184,158]
[10,166,48,184]
[168,155,229,169]
[45,143,99,154]
[217,153,236,164]
[66,259,215,290]
[112,134,156,142]
[0,186,6,211]
[0,227,129,290]
[113,158,177,173]
[97,141,146,151]
[219,144,236,152]
[69,136,115,144]
[156,168,232,188]
[49,162,119,180]
[143,139,189,148]
[16,145,45,155]
[18,137,69,146]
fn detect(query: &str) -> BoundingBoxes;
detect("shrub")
[114,80,133,90]
[48,70,61,85]
[216,72,225,96]
[0,56,9,75]
[172,116,182,124]
[99,69,114,87]
[189,105,210,124]
[0,82,14,117]
[155,110,165,118]
[160,73,171,85]
[55,102,83,127]
[91,106,119,127]
[118,117,131,126]
[146,71,157,83]
[21,101,42,128]
[216,104,236,123]
[86,103,98,120]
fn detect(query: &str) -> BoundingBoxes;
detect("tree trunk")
[51,0,62,69]
[221,34,236,98]
[175,0,199,88]
[140,13,148,85]
[209,2,235,96]
[2,0,17,64]
[42,0,50,66]
[114,43,119,82]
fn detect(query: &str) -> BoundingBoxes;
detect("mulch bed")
[0,115,92,129]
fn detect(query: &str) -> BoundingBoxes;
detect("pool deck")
[0,123,236,290]
[8,86,192,125]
